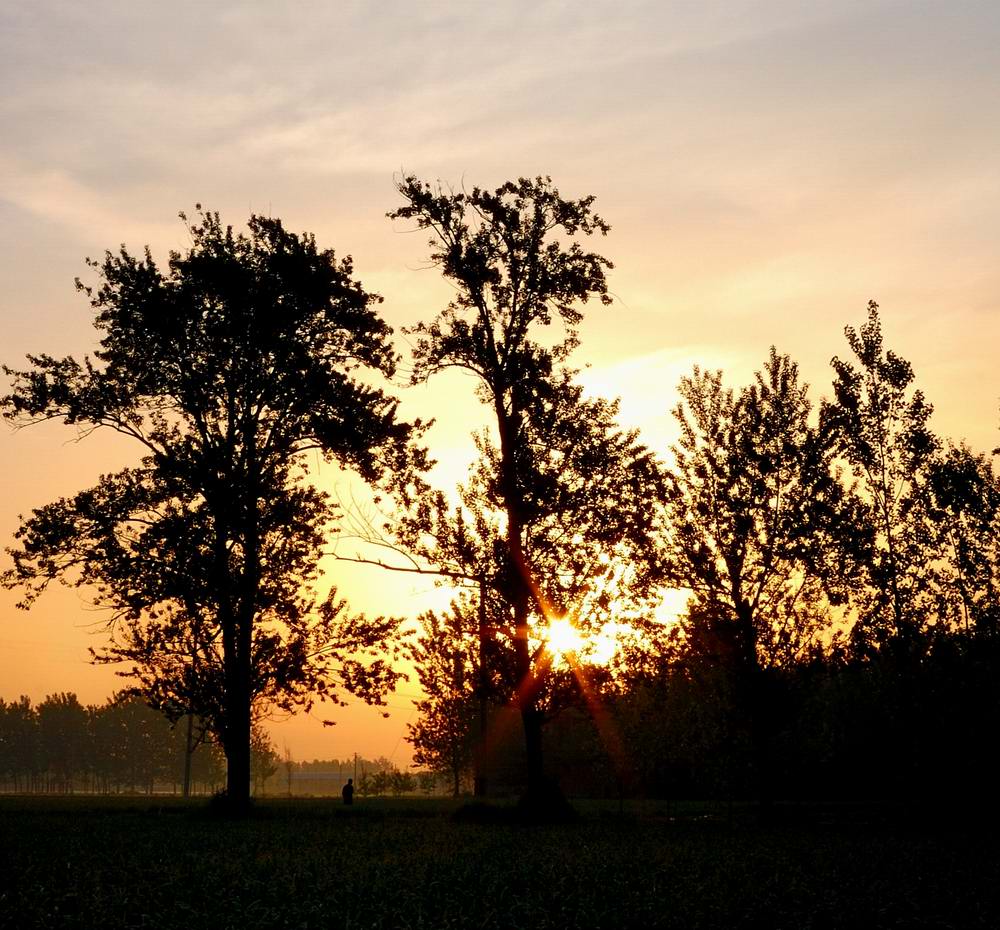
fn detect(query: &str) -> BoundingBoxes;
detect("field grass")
[2,796,999,929]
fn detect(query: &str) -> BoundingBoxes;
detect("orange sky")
[3,2,1000,763]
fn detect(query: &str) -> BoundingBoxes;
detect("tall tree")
[825,301,939,651]
[660,349,862,800]
[2,208,424,807]
[387,177,661,804]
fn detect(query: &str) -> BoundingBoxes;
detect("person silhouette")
[342,777,354,805]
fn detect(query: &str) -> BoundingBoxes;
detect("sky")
[2,0,1000,765]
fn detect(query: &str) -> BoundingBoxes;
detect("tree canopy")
[2,208,425,806]
[5,184,1000,814]
[386,176,662,803]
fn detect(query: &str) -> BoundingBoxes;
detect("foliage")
[2,208,425,803]
[388,176,662,794]
[250,724,280,796]
[0,696,38,790]
[662,348,862,670]
[925,443,1000,636]
[0,692,225,794]
[35,693,90,793]
[406,603,481,795]
[825,301,940,649]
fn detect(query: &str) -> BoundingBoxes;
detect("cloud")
[0,156,185,250]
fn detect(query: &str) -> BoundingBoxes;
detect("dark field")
[2,797,999,929]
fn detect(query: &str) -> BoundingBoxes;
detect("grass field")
[2,796,998,929]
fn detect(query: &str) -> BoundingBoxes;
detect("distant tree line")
[353,766,433,798]
[4,177,1000,810]
[0,692,263,795]
[0,693,445,798]
[268,754,439,797]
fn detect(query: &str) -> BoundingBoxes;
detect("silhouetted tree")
[250,724,279,796]
[825,301,939,652]
[36,693,89,792]
[2,208,425,808]
[188,736,226,794]
[417,771,437,795]
[390,767,416,796]
[660,349,863,802]
[406,603,480,796]
[0,696,39,791]
[96,695,168,793]
[387,177,662,805]
[926,443,1000,636]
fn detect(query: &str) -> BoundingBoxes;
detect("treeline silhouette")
[405,638,1000,804]
[0,692,440,797]
[526,630,1000,803]
[409,305,1000,806]
[4,180,1000,811]
[273,756,438,797]
[0,693,224,794]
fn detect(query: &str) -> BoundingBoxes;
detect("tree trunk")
[495,398,550,801]
[182,713,194,798]
[736,603,771,813]
[224,616,253,809]
[475,574,489,798]
[521,703,545,793]
[216,479,257,812]
[227,464,260,811]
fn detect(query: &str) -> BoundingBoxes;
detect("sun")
[543,617,626,666]
[545,617,585,662]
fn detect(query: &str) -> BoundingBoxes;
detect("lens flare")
[545,617,585,662]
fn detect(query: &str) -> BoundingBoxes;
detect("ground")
[1,797,998,929]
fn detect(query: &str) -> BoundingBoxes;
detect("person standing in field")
[342,777,354,805]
